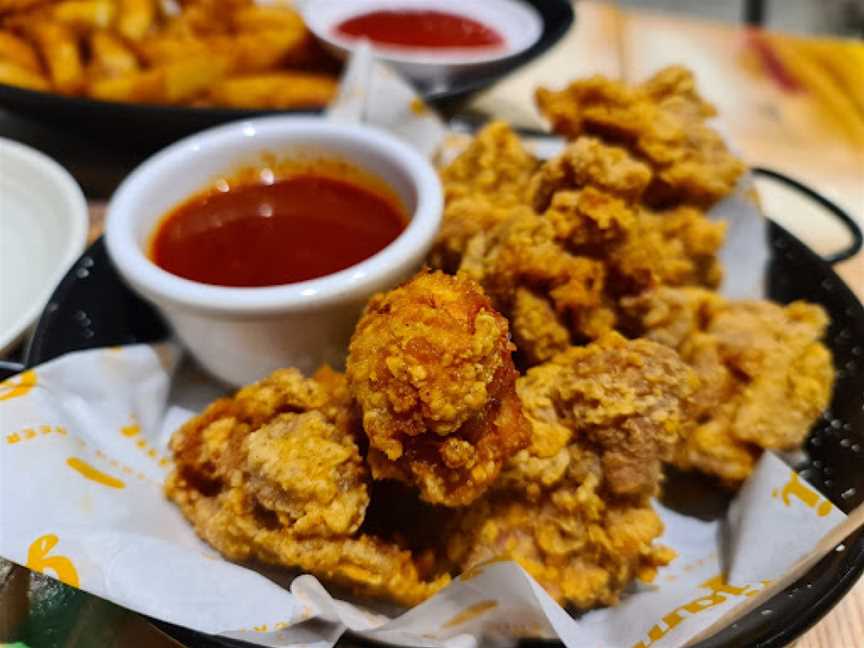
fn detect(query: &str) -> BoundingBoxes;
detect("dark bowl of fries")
[0,0,343,144]
[0,0,575,146]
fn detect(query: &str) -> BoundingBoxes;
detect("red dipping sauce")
[335,10,504,49]
[150,168,407,288]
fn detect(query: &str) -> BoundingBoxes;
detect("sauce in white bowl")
[303,0,543,90]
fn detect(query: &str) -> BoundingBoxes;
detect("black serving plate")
[0,0,573,149]
[10,209,863,647]
[4,164,861,646]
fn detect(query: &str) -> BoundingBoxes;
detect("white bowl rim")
[303,0,543,66]
[105,116,442,316]
[0,138,88,354]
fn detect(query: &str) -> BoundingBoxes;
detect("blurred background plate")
[0,0,573,150]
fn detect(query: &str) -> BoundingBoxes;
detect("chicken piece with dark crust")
[166,367,450,606]
[346,271,530,507]
[622,286,835,485]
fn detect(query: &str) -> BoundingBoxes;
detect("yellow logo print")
[67,457,126,489]
[26,534,80,588]
[772,472,833,517]
[121,422,140,437]
[443,600,498,628]
[633,575,768,648]
[0,370,37,402]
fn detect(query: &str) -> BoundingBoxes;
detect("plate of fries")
[0,0,344,142]
[0,0,574,145]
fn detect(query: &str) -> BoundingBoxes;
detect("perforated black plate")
[16,217,863,648]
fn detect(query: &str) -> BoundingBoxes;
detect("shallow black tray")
[0,0,573,149]
[5,168,861,646]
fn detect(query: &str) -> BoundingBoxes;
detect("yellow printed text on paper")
[26,534,80,588]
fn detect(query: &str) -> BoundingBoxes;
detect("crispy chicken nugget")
[449,134,725,364]
[446,334,693,609]
[347,271,530,507]
[429,121,539,272]
[166,367,449,605]
[536,66,746,207]
[622,287,835,485]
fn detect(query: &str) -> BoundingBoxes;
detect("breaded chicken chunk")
[346,271,530,507]
[430,121,539,272]
[536,66,746,207]
[446,334,694,609]
[622,287,835,485]
[456,142,725,365]
[166,367,449,605]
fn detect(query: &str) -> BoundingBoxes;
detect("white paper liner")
[0,346,850,647]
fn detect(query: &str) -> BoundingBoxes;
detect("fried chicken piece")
[459,195,617,356]
[346,271,530,507]
[456,141,724,364]
[513,333,698,497]
[166,367,449,605]
[446,334,693,609]
[536,66,746,207]
[622,287,835,485]
[510,287,571,364]
[447,467,674,609]
[611,205,727,291]
[528,136,653,212]
[429,121,539,272]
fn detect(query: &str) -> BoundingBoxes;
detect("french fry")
[90,56,227,104]
[136,34,211,65]
[162,55,228,102]
[0,0,340,106]
[209,72,337,109]
[89,30,139,78]
[231,5,305,34]
[116,0,155,41]
[0,0,45,16]
[0,30,40,72]
[28,20,85,94]
[89,67,162,102]
[53,0,115,31]
[213,29,308,74]
[0,59,47,90]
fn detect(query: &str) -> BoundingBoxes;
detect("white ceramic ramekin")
[0,138,88,355]
[105,117,442,386]
[303,0,543,90]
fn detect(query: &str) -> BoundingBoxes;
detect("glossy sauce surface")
[335,10,504,49]
[150,174,406,287]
